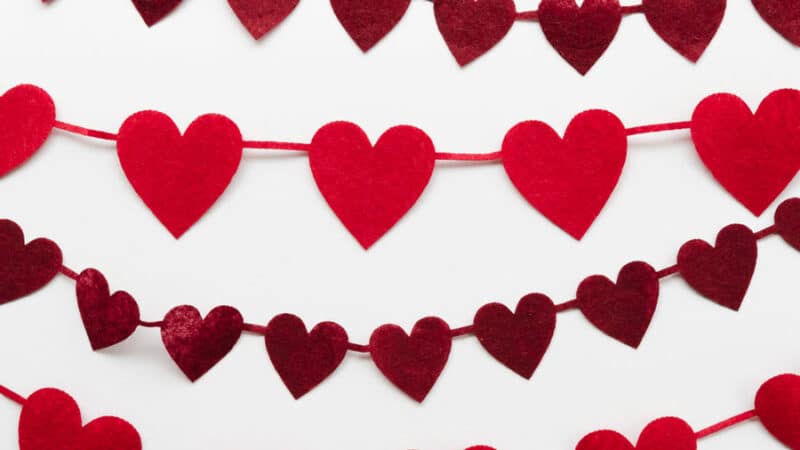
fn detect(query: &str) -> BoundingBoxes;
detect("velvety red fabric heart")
[776,197,800,251]
[0,84,55,177]
[331,0,411,51]
[131,0,182,26]
[161,305,244,382]
[502,110,627,240]
[117,111,243,238]
[76,268,141,351]
[756,373,800,450]
[228,0,299,40]
[264,313,348,399]
[19,388,141,450]
[309,121,435,249]
[642,0,725,62]
[753,0,800,46]
[576,417,696,450]
[369,317,451,402]
[577,261,659,348]
[0,219,62,305]
[691,89,800,216]
[434,0,516,66]
[473,293,556,379]
[538,0,622,75]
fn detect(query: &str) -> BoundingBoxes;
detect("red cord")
[695,410,758,439]
[0,385,26,406]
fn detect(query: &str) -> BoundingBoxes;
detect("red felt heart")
[753,0,800,46]
[117,111,243,238]
[309,121,435,249]
[538,0,622,75]
[576,417,696,450]
[473,293,556,379]
[161,305,243,381]
[19,388,141,450]
[369,317,451,402]
[577,261,659,348]
[776,197,800,250]
[228,0,299,40]
[0,85,55,177]
[434,0,516,66]
[331,0,411,51]
[131,0,182,26]
[756,373,800,450]
[0,219,62,304]
[502,110,627,240]
[691,89,800,216]
[76,268,140,351]
[642,0,725,62]
[264,313,348,399]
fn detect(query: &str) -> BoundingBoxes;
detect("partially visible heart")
[756,373,800,450]
[434,0,516,66]
[0,84,55,177]
[753,0,800,46]
[228,0,299,40]
[0,219,62,304]
[643,0,726,62]
[131,0,182,26]
[776,197,800,250]
[76,268,141,350]
[576,417,696,450]
[331,0,411,51]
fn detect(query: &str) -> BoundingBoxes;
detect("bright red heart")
[0,219,62,304]
[691,89,800,216]
[776,197,800,251]
[576,417,696,450]
[228,0,299,40]
[369,317,451,402]
[309,121,435,249]
[434,0,516,66]
[0,85,55,177]
[264,313,348,399]
[642,0,725,62]
[756,373,800,450]
[473,293,556,379]
[131,0,182,26]
[331,0,411,51]
[76,268,141,351]
[753,0,800,46]
[117,111,243,238]
[502,110,627,240]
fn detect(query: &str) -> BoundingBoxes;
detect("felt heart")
[0,84,55,177]
[677,224,757,311]
[117,111,243,238]
[473,293,556,379]
[642,0,726,62]
[76,268,141,350]
[228,0,299,40]
[753,0,800,46]
[538,0,622,75]
[331,0,411,51]
[776,197,800,250]
[0,219,62,304]
[502,110,627,240]
[756,373,800,450]
[264,313,348,399]
[309,121,435,249]
[161,305,243,381]
[691,89,800,216]
[577,261,659,348]
[19,388,141,450]
[131,0,182,26]
[576,417,696,450]
[369,317,451,402]
[433,0,516,66]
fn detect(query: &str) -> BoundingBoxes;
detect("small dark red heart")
[369,317,451,402]
[76,269,140,351]
[756,373,800,450]
[0,84,55,177]
[576,417,696,450]
[331,0,411,51]
[228,0,299,40]
[264,313,348,399]
[643,0,725,62]
[776,197,800,250]
[0,219,62,304]
[434,0,516,66]
[131,0,182,26]
[753,0,800,46]
[473,293,556,379]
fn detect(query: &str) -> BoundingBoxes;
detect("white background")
[0,1,799,449]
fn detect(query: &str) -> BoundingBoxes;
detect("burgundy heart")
[753,0,800,46]
[756,373,800,450]
[643,0,725,62]
[76,268,141,351]
[131,0,182,26]
[776,197,800,250]
[0,84,55,177]
[0,219,62,304]
[434,0,516,66]
[331,0,411,51]
[228,0,299,40]
[576,417,696,450]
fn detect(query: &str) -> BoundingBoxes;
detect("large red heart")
[264,313,348,399]
[434,0,516,66]
[309,121,435,249]
[228,0,299,40]
[369,317,451,402]
[0,219,62,304]
[776,197,800,251]
[502,110,627,240]
[0,84,55,177]
[753,0,800,46]
[756,373,800,450]
[117,111,243,238]
[331,0,411,51]
[131,0,182,26]
[691,89,800,216]
[76,268,141,351]
[576,417,696,450]
[642,0,725,62]
[19,388,141,450]
[538,0,622,75]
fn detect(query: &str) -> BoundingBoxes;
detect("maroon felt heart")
[117,111,243,238]
[502,110,627,240]
[161,305,243,381]
[19,388,141,450]
[76,268,140,351]
[756,373,800,450]
[753,0,800,46]
[776,197,800,250]
[691,89,800,216]
[576,417,696,450]
[473,293,556,379]
[264,313,348,399]
[0,219,62,304]
[577,261,659,348]
[642,0,725,62]
[309,121,435,249]
[369,317,451,402]
[538,0,622,75]
[434,0,516,66]
[331,0,411,51]
[228,0,299,40]
[677,224,757,311]
[0,84,55,177]
[131,0,182,26]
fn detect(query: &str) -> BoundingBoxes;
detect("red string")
[695,410,758,439]
[0,385,26,406]
[514,4,645,22]
[54,121,117,141]
[625,121,693,136]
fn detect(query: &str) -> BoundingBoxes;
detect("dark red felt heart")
[369,317,451,402]
[756,373,800,450]
[502,110,627,240]
[576,417,696,450]
[434,0,516,66]
[473,293,556,379]
[776,197,800,250]
[753,0,800,46]
[577,261,659,348]
[538,0,622,75]
[161,305,243,382]
[76,268,140,351]
[691,89,800,216]
[0,85,55,177]
[19,388,141,450]
[117,111,243,238]
[0,219,62,304]
[264,313,348,399]
[131,0,182,26]
[228,0,299,40]
[309,121,435,249]
[677,224,757,311]
[642,0,725,62]
[331,0,411,51]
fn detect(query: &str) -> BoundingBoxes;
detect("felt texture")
[369,317,451,402]
[76,268,140,351]
[131,0,182,26]
[538,0,622,75]
[19,388,141,450]
[473,293,556,379]
[776,197,800,251]
[0,85,55,177]
[577,261,659,348]
[691,89,800,216]
[434,0,516,66]
[309,121,435,249]
[331,0,411,51]
[753,0,800,46]
[264,313,348,399]
[117,111,243,238]
[642,0,725,62]
[576,417,696,450]
[161,305,244,382]
[756,373,800,450]
[677,224,757,311]
[502,110,627,240]
[228,0,299,40]
[0,219,62,305]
